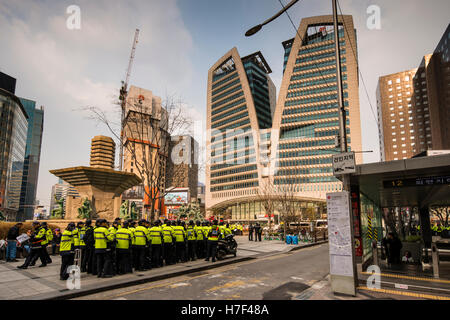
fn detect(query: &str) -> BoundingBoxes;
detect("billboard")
[164,191,188,205]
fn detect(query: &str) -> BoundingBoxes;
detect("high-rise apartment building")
[377,24,450,161]
[421,24,450,150]
[377,69,418,161]
[273,15,362,198]
[17,98,44,221]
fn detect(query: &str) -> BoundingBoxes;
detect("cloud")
[0,0,196,208]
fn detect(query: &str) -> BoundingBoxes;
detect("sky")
[0,0,449,211]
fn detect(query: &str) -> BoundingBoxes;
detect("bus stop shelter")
[347,154,450,279]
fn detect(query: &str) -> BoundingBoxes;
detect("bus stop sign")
[333,152,356,175]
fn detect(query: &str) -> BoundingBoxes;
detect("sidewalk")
[0,237,322,300]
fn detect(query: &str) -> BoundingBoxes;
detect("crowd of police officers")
[42,218,239,280]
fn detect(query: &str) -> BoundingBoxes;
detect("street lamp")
[245,0,357,296]
[245,0,300,37]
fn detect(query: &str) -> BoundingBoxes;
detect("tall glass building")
[0,87,28,220]
[272,15,362,199]
[17,98,44,221]
[206,48,277,216]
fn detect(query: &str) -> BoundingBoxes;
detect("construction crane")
[119,28,140,171]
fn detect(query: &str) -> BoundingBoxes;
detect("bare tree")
[83,91,194,222]
[257,178,277,230]
[276,184,302,238]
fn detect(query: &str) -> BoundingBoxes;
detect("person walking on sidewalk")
[6,223,22,262]
[248,224,254,241]
[257,223,263,242]
[59,223,75,280]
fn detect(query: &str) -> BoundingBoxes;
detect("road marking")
[361,272,450,284]
[169,282,190,288]
[206,277,267,293]
[358,286,450,300]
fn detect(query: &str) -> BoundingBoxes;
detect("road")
[75,243,330,300]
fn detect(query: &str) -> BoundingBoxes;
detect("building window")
[388,80,392,85]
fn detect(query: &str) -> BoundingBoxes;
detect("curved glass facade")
[0,88,28,220]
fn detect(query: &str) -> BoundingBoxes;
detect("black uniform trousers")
[187,240,197,261]
[116,248,132,274]
[248,230,253,241]
[257,232,262,242]
[134,245,147,271]
[163,243,173,265]
[60,252,74,280]
[30,245,51,265]
[206,240,218,262]
[95,249,113,277]
[151,244,162,267]
[196,239,205,259]
[82,246,94,273]
[22,247,46,267]
[175,242,186,263]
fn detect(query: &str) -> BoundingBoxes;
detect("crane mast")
[119,28,140,171]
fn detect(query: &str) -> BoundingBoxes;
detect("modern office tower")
[206,48,277,219]
[0,79,28,221]
[166,135,199,200]
[122,85,169,217]
[17,98,44,221]
[272,15,362,199]
[377,69,418,161]
[0,71,16,94]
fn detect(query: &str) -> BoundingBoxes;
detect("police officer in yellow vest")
[134,219,151,271]
[30,221,53,266]
[149,220,164,268]
[195,221,205,259]
[18,221,47,269]
[218,222,226,240]
[116,220,133,274]
[109,219,121,275]
[173,220,187,263]
[186,220,197,261]
[205,220,220,263]
[224,223,232,237]
[94,219,115,278]
[59,222,76,280]
[128,219,137,269]
[162,219,175,265]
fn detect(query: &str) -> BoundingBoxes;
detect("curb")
[289,240,328,252]
[30,256,255,300]
[358,274,450,298]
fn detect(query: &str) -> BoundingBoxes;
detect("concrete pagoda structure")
[50,136,141,220]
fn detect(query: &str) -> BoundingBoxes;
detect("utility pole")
[119,29,140,171]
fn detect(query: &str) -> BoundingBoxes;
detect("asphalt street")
[75,243,330,300]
